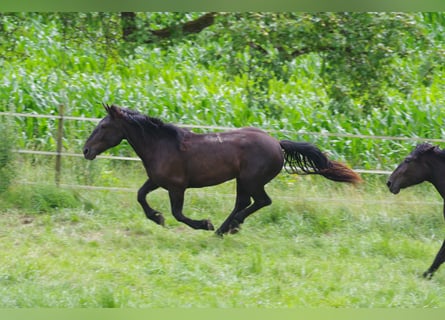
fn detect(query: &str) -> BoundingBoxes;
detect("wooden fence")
[2,109,445,192]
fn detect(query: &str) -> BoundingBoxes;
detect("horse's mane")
[412,143,445,159]
[117,106,188,145]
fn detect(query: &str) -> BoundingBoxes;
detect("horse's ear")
[102,103,123,119]
[102,103,111,114]
[422,143,437,153]
[427,145,440,155]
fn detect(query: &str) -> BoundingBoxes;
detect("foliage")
[200,12,435,115]
[0,12,444,170]
[311,13,427,115]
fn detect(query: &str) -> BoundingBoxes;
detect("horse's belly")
[187,163,237,188]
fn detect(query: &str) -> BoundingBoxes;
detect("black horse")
[387,143,445,278]
[83,104,361,235]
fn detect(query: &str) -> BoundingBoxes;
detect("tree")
[121,12,431,116]
[120,12,216,44]
[208,12,430,116]
[0,12,437,117]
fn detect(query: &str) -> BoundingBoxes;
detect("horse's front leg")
[137,179,165,226]
[424,202,445,279]
[168,189,214,230]
[423,239,445,279]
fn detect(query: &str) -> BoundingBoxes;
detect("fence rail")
[3,111,445,144]
[14,149,141,161]
[16,181,443,206]
[2,109,441,189]
[14,149,392,175]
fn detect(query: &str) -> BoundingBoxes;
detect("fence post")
[55,104,64,186]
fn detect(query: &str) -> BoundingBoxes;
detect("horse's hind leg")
[217,185,271,235]
[169,189,215,231]
[423,239,445,279]
[215,183,252,236]
[231,187,272,232]
[138,179,164,226]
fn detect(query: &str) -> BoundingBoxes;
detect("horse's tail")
[279,140,362,184]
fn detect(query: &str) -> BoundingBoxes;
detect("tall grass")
[1,171,445,307]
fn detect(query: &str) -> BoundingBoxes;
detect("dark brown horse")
[83,104,361,235]
[387,143,445,278]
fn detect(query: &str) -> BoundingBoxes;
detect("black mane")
[117,107,188,142]
[411,143,445,159]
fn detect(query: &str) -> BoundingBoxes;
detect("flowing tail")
[279,140,362,184]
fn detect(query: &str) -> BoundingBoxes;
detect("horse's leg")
[423,239,445,279]
[168,189,215,230]
[423,202,445,279]
[217,186,272,235]
[215,182,252,236]
[137,179,164,226]
[231,187,272,233]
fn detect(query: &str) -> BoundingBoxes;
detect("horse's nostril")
[83,147,89,156]
[386,180,391,188]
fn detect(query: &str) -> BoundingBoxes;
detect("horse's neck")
[428,155,445,199]
[122,123,155,160]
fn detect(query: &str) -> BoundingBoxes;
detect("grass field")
[1,164,445,308]
[1,13,445,310]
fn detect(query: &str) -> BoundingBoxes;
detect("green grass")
[1,14,445,307]
[1,169,445,307]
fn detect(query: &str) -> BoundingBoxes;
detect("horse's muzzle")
[83,147,96,160]
[386,180,400,194]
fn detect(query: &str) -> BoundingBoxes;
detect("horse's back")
[231,128,284,178]
[186,127,277,150]
[216,128,284,182]
[230,127,282,155]
[182,127,284,187]
[207,127,282,157]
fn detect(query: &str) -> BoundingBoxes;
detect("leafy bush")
[4,185,83,213]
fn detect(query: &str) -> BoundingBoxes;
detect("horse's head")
[83,104,125,160]
[387,143,436,194]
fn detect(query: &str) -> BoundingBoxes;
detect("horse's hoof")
[214,231,224,238]
[423,270,434,279]
[214,228,225,237]
[155,213,165,227]
[228,226,240,234]
[206,220,215,231]
[228,220,241,234]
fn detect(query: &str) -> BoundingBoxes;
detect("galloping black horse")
[387,143,445,278]
[83,104,361,235]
